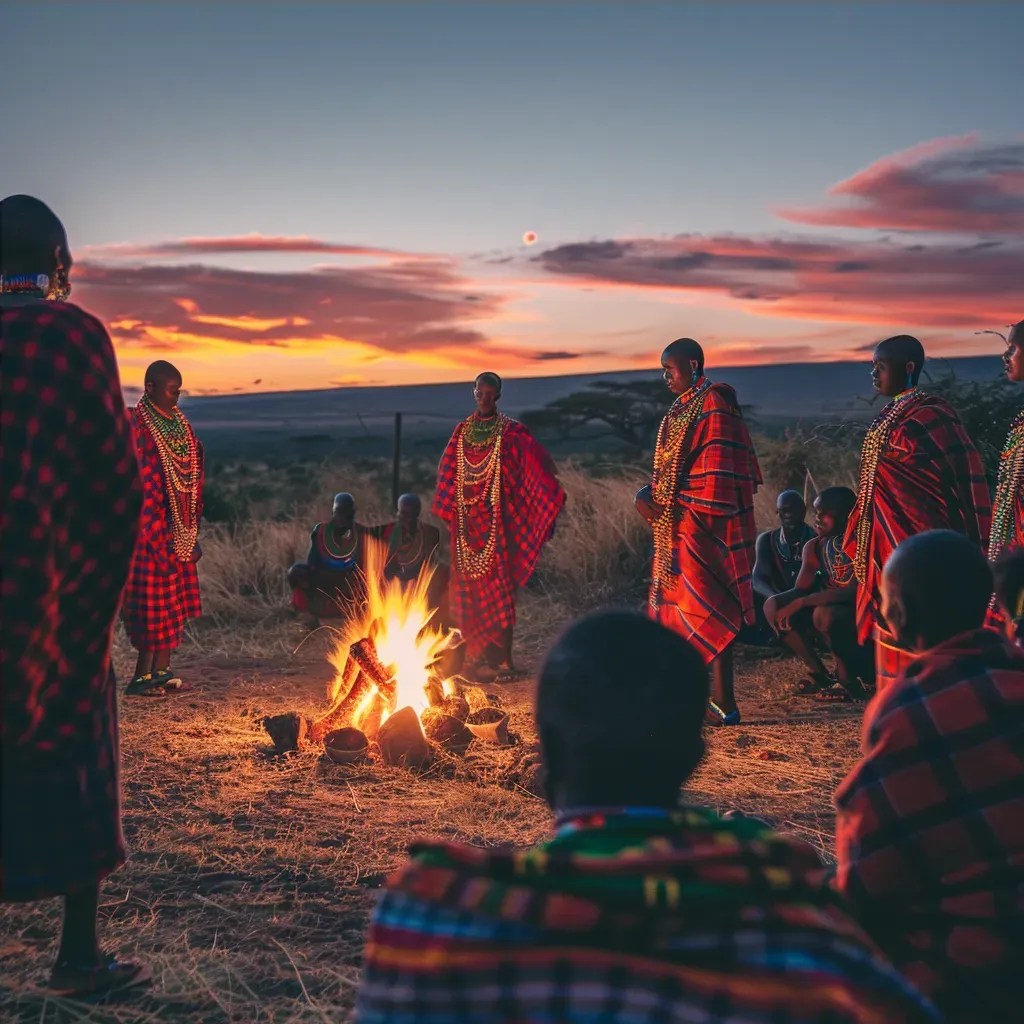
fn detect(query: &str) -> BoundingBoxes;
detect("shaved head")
[881,530,992,651]
[0,194,70,278]
[662,337,704,374]
[475,371,502,394]
[873,334,926,393]
[144,360,182,386]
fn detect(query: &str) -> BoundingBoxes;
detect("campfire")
[264,541,510,767]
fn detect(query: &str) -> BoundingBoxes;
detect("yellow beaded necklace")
[138,396,200,562]
[648,379,712,610]
[454,414,507,579]
[990,409,1024,565]
[852,387,922,584]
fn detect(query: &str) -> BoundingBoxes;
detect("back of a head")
[884,530,992,647]
[1,194,67,277]
[536,611,708,808]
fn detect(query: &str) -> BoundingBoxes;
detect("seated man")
[355,610,935,1023]
[993,546,1024,648]
[835,530,1024,1023]
[369,493,450,628]
[764,487,871,699]
[746,489,816,642]
[287,493,368,626]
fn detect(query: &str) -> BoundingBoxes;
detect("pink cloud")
[777,135,1024,234]
[79,234,424,261]
[532,233,1023,329]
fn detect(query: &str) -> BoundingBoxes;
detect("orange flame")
[324,538,451,732]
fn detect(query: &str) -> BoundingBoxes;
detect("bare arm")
[751,531,778,601]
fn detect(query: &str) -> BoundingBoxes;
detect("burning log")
[349,637,397,704]
[378,706,432,769]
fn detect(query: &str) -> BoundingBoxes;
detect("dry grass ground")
[0,461,866,1023]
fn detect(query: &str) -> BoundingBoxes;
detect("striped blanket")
[356,807,936,1023]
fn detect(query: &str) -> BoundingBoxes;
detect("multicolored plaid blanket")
[356,807,936,1023]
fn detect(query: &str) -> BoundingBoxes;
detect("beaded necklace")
[989,408,1024,565]
[388,523,425,568]
[465,413,500,447]
[454,413,507,579]
[0,274,50,296]
[137,395,200,562]
[820,533,854,586]
[852,387,922,585]
[321,524,358,560]
[648,378,713,610]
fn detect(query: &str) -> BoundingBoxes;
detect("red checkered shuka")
[121,404,204,651]
[1,300,142,901]
[834,628,1024,1023]
[844,394,991,648]
[650,383,763,663]
[433,418,565,660]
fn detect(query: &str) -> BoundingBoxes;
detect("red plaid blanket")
[2,301,141,900]
[835,628,1024,1022]
[433,418,564,659]
[650,383,762,662]
[122,405,204,651]
[844,394,991,645]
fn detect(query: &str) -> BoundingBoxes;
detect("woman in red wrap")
[122,360,205,696]
[988,321,1024,632]
[636,339,762,727]
[433,372,565,681]
[2,195,149,995]
[844,335,991,692]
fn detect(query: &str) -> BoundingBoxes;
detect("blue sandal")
[706,700,741,727]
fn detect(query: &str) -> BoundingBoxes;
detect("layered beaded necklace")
[137,395,200,562]
[820,533,854,586]
[454,413,507,579]
[648,378,712,609]
[388,523,426,571]
[321,524,358,561]
[852,387,922,584]
[989,408,1024,565]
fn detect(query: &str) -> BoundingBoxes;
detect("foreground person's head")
[144,360,183,413]
[332,492,356,530]
[0,194,73,299]
[661,337,704,395]
[871,334,925,397]
[813,486,857,538]
[473,372,502,418]
[881,530,992,652]
[776,490,806,532]
[1004,321,1024,383]
[993,547,1024,647]
[536,611,708,811]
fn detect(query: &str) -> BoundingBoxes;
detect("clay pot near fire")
[466,707,511,746]
[324,727,369,765]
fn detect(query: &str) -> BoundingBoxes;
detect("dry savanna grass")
[1,458,866,1023]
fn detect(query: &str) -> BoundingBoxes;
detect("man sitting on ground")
[748,489,816,642]
[993,546,1024,648]
[835,530,1024,1023]
[355,611,935,1023]
[287,493,368,627]
[765,487,871,700]
[368,493,450,628]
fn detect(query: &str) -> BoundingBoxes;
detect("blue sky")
[3,3,1021,393]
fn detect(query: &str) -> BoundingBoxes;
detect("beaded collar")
[989,408,1024,567]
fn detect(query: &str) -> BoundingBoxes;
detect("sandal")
[705,700,741,727]
[125,674,167,698]
[49,953,152,999]
[792,674,833,696]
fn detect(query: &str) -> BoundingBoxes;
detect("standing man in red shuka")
[844,335,990,692]
[2,194,150,995]
[433,372,565,682]
[122,360,205,696]
[636,338,762,727]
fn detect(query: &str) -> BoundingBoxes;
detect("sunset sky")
[3,2,1021,395]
